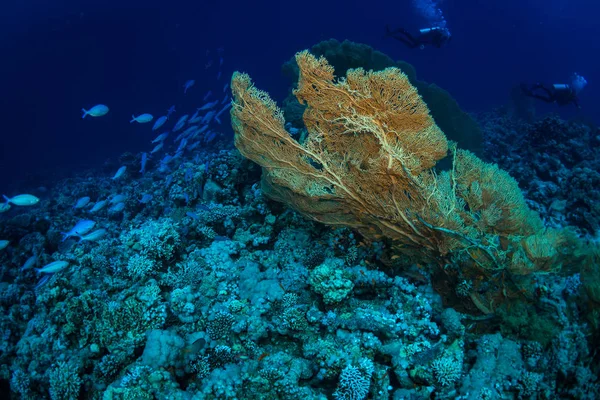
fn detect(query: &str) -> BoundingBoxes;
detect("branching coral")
[231,51,572,297]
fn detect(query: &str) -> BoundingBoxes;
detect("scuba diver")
[385,25,451,49]
[521,73,588,108]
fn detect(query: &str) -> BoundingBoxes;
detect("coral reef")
[281,39,483,156]
[0,43,598,400]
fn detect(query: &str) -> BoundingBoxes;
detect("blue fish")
[177,138,188,153]
[112,166,127,180]
[74,196,91,209]
[20,255,38,271]
[151,143,164,154]
[203,91,212,101]
[173,115,189,132]
[62,220,96,241]
[197,204,210,211]
[186,211,200,220]
[152,132,169,143]
[109,203,125,213]
[167,105,176,117]
[183,79,195,94]
[152,116,168,131]
[35,274,53,290]
[109,194,126,204]
[201,111,215,125]
[139,194,153,204]
[198,100,218,111]
[140,152,149,174]
[216,103,231,118]
[205,131,216,143]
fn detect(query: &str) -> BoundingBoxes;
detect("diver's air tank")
[419,27,441,35]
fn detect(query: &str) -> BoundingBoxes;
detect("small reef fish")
[217,71,222,80]
[140,152,149,174]
[177,138,188,153]
[81,104,109,119]
[0,240,9,250]
[216,103,232,118]
[112,166,127,180]
[189,109,201,124]
[188,114,203,125]
[182,126,198,136]
[3,194,39,206]
[37,261,69,274]
[186,211,199,220]
[0,203,10,213]
[109,203,126,213]
[21,255,38,270]
[152,116,168,131]
[130,114,154,124]
[174,132,185,144]
[201,111,215,125]
[109,194,126,204]
[173,115,189,132]
[62,220,96,241]
[160,154,174,165]
[221,94,229,105]
[90,200,107,213]
[204,131,216,143]
[35,275,52,289]
[203,91,212,101]
[151,143,164,154]
[78,229,107,242]
[183,80,195,94]
[198,100,218,111]
[139,194,153,204]
[73,196,91,209]
[167,105,176,117]
[152,132,169,143]
[223,83,229,93]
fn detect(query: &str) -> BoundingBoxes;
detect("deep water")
[0,0,599,399]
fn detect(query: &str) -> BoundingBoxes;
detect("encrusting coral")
[231,50,576,310]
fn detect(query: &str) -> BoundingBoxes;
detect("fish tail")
[81,108,88,119]
[2,195,10,204]
[130,115,136,123]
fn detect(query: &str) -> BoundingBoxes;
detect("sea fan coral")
[231,51,556,277]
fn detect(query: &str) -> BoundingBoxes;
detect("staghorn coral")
[231,50,563,287]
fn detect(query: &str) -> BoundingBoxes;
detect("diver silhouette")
[521,73,588,109]
[385,25,451,49]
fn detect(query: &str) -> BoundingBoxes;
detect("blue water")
[1,0,599,398]
[1,0,598,188]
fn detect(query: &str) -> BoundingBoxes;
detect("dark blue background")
[1,0,598,192]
